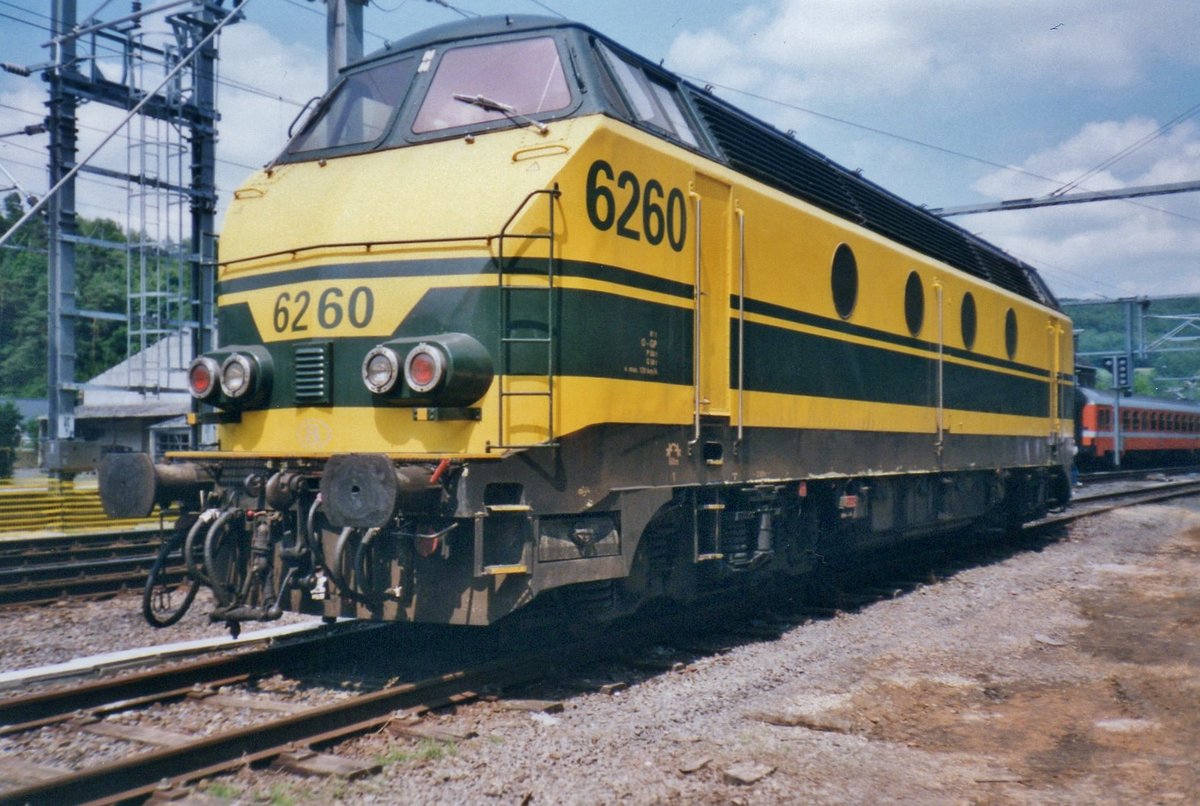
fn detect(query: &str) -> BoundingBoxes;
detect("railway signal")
[1100,355,1132,391]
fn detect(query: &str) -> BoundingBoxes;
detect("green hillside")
[1065,296,1200,399]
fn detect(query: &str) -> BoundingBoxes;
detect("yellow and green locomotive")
[100,15,1074,631]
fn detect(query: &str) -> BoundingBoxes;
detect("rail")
[0,615,664,804]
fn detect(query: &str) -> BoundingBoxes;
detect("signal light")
[187,356,221,401]
[404,344,445,393]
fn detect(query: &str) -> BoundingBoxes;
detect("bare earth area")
[4,498,1199,804]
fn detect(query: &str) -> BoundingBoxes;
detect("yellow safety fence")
[0,477,163,535]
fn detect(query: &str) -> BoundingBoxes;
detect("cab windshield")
[279,34,575,161]
[412,37,570,133]
[286,56,417,155]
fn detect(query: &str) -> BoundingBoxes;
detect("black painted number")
[586,159,686,252]
[272,286,374,333]
[615,170,641,240]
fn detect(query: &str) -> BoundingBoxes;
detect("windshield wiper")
[452,93,549,135]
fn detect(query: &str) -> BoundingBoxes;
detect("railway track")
[1,478,1198,804]
[1078,464,1200,484]
[0,526,170,606]
[1047,474,1200,524]
[0,612,671,805]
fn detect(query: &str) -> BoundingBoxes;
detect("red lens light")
[404,344,445,394]
[189,364,212,395]
[187,356,221,400]
[408,352,437,387]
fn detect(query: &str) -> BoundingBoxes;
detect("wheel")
[143,526,202,628]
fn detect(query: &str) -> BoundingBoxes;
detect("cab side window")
[598,42,699,148]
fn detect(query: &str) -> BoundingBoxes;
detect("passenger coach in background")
[98,15,1075,634]
[1075,386,1200,468]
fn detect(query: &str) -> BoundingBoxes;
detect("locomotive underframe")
[107,419,1066,629]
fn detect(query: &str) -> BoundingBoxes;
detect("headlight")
[187,356,221,401]
[361,333,492,406]
[220,353,254,399]
[362,345,402,394]
[404,343,445,394]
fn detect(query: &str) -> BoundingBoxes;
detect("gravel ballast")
[2,499,1198,803]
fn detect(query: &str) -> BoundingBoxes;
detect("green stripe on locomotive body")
[217,257,693,301]
[217,274,694,409]
[736,295,1054,379]
[217,254,1058,420]
[737,320,1049,417]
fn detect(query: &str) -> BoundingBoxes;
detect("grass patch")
[375,739,457,767]
[201,780,242,801]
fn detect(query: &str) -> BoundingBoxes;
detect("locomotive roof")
[362,14,576,62]
[347,16,1060,310]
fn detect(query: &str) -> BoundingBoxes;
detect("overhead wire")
[1049,99,1200,197]
[2,2,308,113]
[526,0,566,18]
[426,0,476,20]
[682,74,1200,226]
[0,9,44,31]
[0,0,252,249]
[0,99,260,173]
[371,0,412,12]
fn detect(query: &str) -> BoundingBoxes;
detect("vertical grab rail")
[689,187,703,449]
[934,280,945,460]
[735,204,746,445]
[492,185,561,452]
[1048,319,1063,442]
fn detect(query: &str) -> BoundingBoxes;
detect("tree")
[0,193,132,397]
[0,401,22,479]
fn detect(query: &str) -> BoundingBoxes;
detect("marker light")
[362,345,402,394]
[187,356,221,401]
[404,343,445,393]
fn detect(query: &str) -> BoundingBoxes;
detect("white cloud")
[668,0,1200,107]
[966,117,1200,298]
[665,0,1200,298]
[216,21,325,173]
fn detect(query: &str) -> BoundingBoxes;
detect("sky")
[1,0,1198,301]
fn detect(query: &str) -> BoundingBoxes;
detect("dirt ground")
[186,497,1200,805]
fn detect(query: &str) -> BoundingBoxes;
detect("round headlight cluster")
[362,345,402,394]
[362,342,447,397]
[188,351,267,406]
[359,334,492,406]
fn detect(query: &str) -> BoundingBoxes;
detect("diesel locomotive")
[99,15,1075,631]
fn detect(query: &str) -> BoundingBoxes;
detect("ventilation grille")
[294,342,332,406]
[688,90,1053,307]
